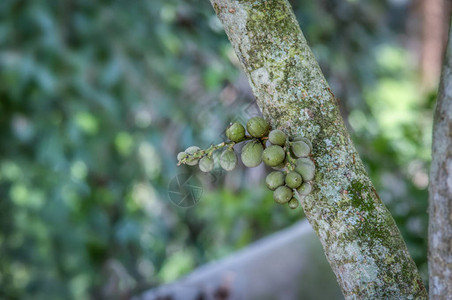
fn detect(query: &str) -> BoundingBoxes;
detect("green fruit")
[186,158,199,166]
[297,182,312,196]
[293,135,312,151]
[212,151,222,168]
[246,116,270,138]
[271,160,287,170]
[291,141,310,158]
[185,146,200,154]
[295,157,315,181]
[185,146,200,166]
[262,145,285,167]
[199,157,214,172]
[288,198,299,209]
[241,140,263,168]
[265,171,285,191]
[285,171,302,189]
[177,152,188,161]
[273,186,293,204]
[226,122,246,142]
[220,149,238,171]
[268,129,286,146]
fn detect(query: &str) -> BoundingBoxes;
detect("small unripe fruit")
[220,149,238,171]
[186,158,199,166]
[226,122,246,142]
[295,157,315,181]
[273,186,293,204]
[246,116,270,138]
[293,135,312,151]
[199,157,214,172]
[212,151,222,168]
[285,171,302,189]
[265,171,285,191]
[271,160,287,170]
[268,129,286,146]
[262,145,285,167]
[291,141,310,158]
[177,152,188,161]
[241,140,263,168]
[288,198,299,209]
[185,146,200,154]
[185,146,200,166]
[297,182,312,196]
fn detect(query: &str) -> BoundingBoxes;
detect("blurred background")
[0,0,450,299]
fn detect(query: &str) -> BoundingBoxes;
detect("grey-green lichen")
[210,0,427,298]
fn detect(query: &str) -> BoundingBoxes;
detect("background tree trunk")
[420,0,451,89]
[209,0,427,298]
[429,19,452,299]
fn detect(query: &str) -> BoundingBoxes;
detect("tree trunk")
[420,0,451,89]
[209,0,427,298]
[429,19,452,299]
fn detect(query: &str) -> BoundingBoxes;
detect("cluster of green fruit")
[177,117,315,209]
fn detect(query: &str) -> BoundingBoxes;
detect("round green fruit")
[273,186,293,204]
[199,157,214,172]
[246,116,270,138]
[265,171,285,191]
[288,198,299,209]
[184,146,200,166]
[177,152,188,161]
[262,145,285,167]
[295,157,315,181]
[271,160,287,170]
[241,140,263,168]
[185,146,200,153]
[226,122,246,142]
[297,182,312,196]
[268,129,286,146]
[293,135,312,151]
[291,141,310,158]
[220,149,238,171]
[285,171,302,189]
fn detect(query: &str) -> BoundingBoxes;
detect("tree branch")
[209,0,427,298]
[429,18,452,299]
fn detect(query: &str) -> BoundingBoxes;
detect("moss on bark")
[210,0,427,298]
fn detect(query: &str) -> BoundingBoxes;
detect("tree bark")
[209,0,427,298]
[429,19,452,299]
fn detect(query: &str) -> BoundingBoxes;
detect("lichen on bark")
[209,0,427,298]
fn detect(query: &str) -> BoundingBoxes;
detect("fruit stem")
[285,145,297,171]
[178,137,253,165]
[178,132,269,166]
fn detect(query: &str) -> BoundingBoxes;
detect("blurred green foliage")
[0,0,433,299]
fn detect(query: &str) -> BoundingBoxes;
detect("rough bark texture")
[138,221,343,300]
[429,19,452,299]
[209,0,427,298]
